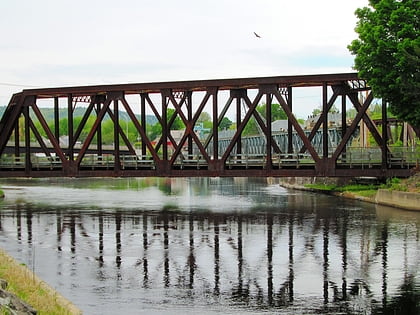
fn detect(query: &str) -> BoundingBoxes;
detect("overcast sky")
[0,0,369,117]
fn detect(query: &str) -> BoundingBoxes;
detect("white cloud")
[0,0,369,116]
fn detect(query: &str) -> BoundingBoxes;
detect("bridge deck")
[0,150,416,178]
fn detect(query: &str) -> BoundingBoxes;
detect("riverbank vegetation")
[304,182,379,198]
[348,0,420,135]
[0,249,81,315]
[304,173,420,198]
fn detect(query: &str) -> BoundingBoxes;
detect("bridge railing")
[227,154,267,169]
[336,146,420,168]
[272,153,315,169]
[337,148,382,168]
[0,156,25,169]
[175,154,208,170]
[0,146,418,173]
[387,147,420,168]
[120,155,156,170]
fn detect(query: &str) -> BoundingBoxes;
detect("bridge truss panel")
[0,73,416,178]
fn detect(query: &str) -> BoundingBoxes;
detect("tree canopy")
[348,0,420,129]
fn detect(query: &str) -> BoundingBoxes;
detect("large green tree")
[348,0,420,133]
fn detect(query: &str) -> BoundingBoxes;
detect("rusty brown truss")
[0,73,416,178]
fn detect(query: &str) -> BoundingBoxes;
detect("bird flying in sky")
[254,32,261,38]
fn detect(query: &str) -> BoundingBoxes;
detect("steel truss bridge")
[0,73,418,178]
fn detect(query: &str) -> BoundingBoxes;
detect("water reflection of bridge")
[2,201,418,313]
[0,73,417,178]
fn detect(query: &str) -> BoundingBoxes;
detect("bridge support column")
[382,101,389,169]
[67,95,74,161]
[287,87,293,154]
[23,98,32,175]
[113,98,121,174]
[322,83,328,159]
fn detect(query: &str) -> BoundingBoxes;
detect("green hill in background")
[0,106,158,126]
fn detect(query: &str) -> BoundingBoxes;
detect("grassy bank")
[0,189,3,198]
[0,249,82,315]
[303,182,378,198]
[304,173,420,199]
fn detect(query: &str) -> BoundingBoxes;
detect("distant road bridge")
[0,73,418,178]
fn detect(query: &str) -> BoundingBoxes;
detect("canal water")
[0,177,418,315]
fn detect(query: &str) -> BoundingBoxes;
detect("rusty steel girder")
[0,73,415,178]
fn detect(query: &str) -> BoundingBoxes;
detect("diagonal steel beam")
[347,91,384,148]
[72,97,96,147]
[31,101,68,164]
[120,97,160,161]
[273,89,320,163]
[28,119,52,157]
[221,91,264,162]
[76,96,113,166]
[299,88,340,154]
[203,94,234,151]
[105,107,136,155]
[168,92,211,163]
[155,90,185,154]
[331,92,375,162]
[169,91,212,164]
[242,89,282,154]
[0,93,24,156]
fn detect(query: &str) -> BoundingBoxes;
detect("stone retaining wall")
[278,177,420,212]
[376,189,420,211]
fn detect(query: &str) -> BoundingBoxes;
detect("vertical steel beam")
[14,120,19,157]
[236,92,242,156]
[23,97,32,174]
[341,93,347,138]
[96,102,103,156]
[322,83,328,158]
[382,101,388,168]
[266,92,273,168]
[211,88,219,162]
[114,98,120,172]
[162,90,168,161]
[54,97,60,140]
[187,91,193,155]
[141,93,147,156]
[341,92,347,159]
[287,87,293,154]
[67,95,74,161]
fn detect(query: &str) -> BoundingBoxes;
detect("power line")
[0,82,39,88]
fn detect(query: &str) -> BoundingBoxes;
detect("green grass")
[303,183,337,191]
[335,184,379,192]
[304,177,420,198]
[304,183,379,198]
[380,177,408,192]
[0,249,81,315]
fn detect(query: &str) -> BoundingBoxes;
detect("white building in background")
[304,113,342,129]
